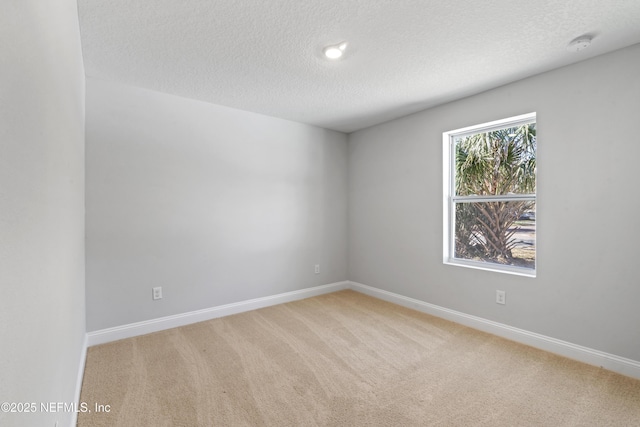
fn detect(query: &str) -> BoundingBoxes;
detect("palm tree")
[454,123,536,264]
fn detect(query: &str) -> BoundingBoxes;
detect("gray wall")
[348,44,640,362]
[0,1,86,427]
[86,78,348,331]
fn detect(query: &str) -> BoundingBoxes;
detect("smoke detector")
[567,36,592,52]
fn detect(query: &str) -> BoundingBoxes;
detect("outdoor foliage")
[454,123,536,265]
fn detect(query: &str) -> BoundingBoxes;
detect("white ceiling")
[78,0,640,133]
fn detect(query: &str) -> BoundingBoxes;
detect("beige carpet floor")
[78,290,640,426]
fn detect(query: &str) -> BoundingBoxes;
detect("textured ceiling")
[78,0,640,133]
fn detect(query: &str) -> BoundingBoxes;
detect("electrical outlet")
[314,264,320,274]
[496,290,506,305]
[153,287,163,300]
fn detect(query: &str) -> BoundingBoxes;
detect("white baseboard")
[71,333,88,427]
[84,279,640,380]
[87,281,349,347]
[348,281,640,380]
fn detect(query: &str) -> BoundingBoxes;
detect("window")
[443,113,536,277]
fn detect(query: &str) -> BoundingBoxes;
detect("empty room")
[2,0,640,426]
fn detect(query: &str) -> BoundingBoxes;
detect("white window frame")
[442,112,536,277]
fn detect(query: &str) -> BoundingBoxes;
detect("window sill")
[444,258,536,278]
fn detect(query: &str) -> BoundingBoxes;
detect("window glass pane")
[454,201,535,269]
[454,123,536,196]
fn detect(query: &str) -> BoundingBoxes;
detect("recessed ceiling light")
[323,42,347,60]
[567,36,592,52]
